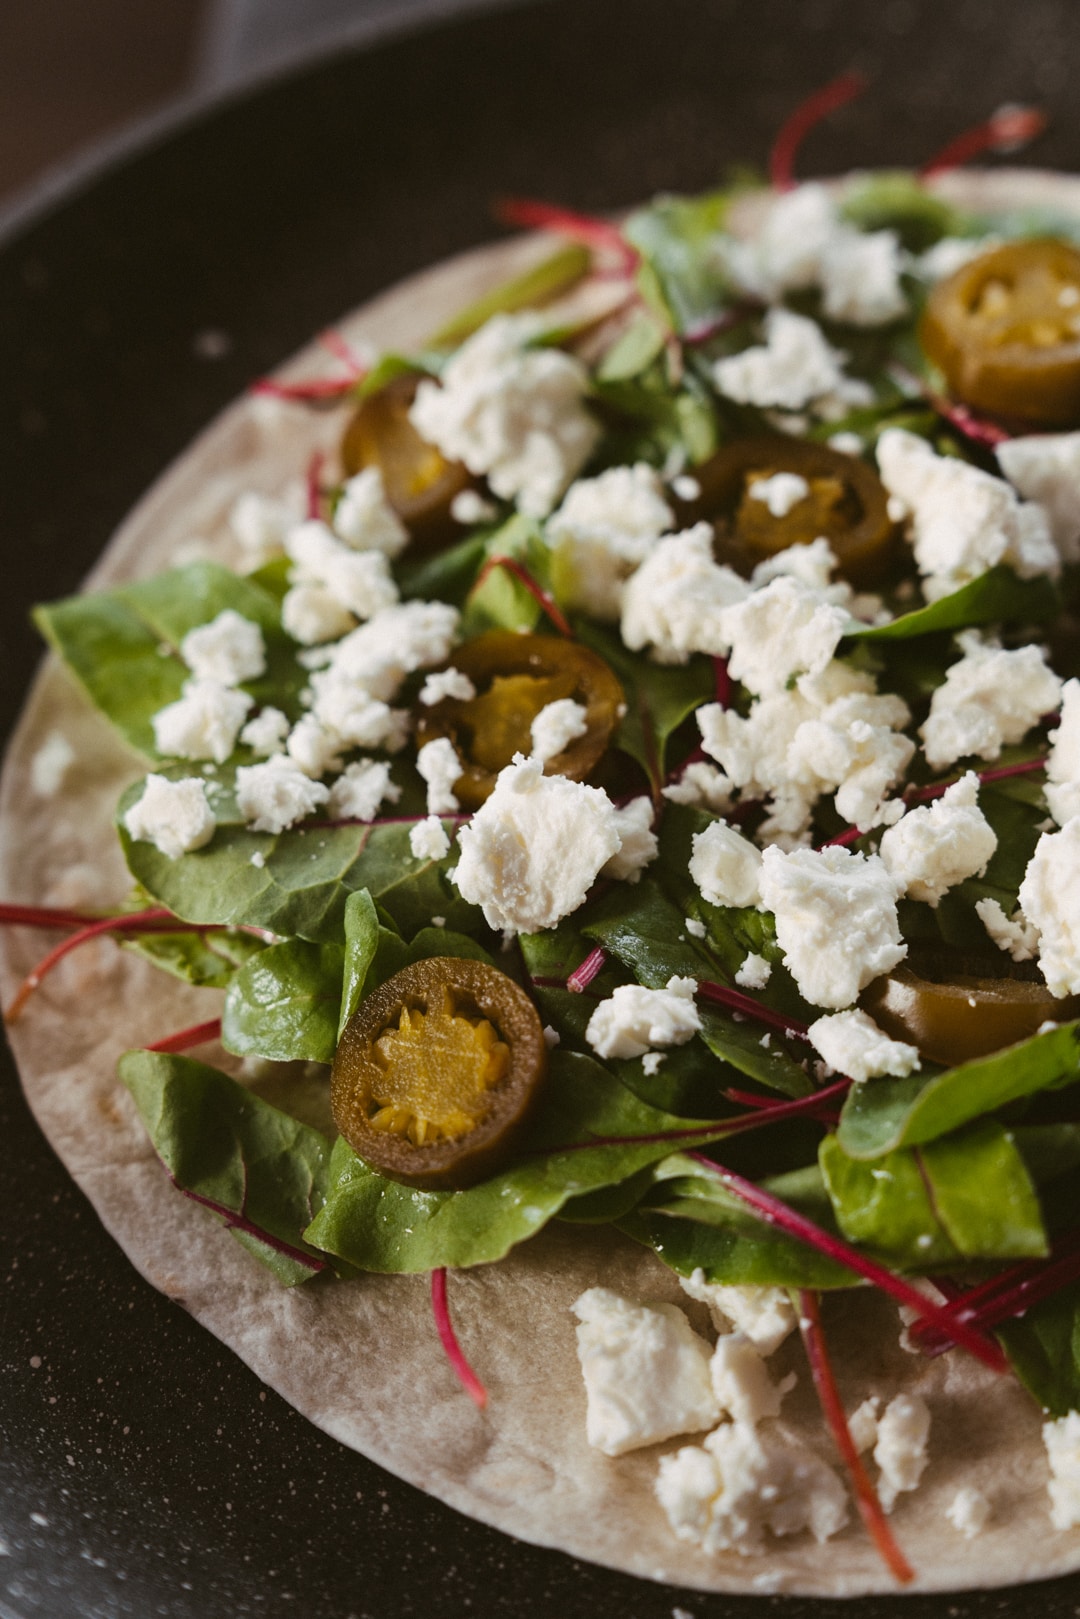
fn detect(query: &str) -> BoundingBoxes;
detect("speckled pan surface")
[6,2,1080,1615]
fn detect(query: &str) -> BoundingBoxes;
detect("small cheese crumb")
[152,680,253,765]
[571,1288,718,1455]
[240,706,290,757]
[690,821,763,908]
[678,1274,796,1356]
[1044,1411,1080,1529]
[418,666,477,707]
[685,916,707,939]
[123,774,215,860]
[286,519,399,621]
[873,1393,931,1512]
[450,488,497,525]
[747,471,810,518]
[409,815,451,861]
[332,465,409,557]
[452,754,622,933]
[234,755,330,834]
[326,760,400,822]
[848,1397,881,1456]
[878,772,997,906]
[807,1008,920,1082]
[662,762,734,814]
[735,953,772,990]
[286,715,344,778]
[603,795,658,883]
[947,1485,991,1538]
[530,697,589,763]
[30,731,75,799]
[975,897,1039,963]
[586,976,701,1060]
[281,582,355,646]
[180,609,266,686]
[416,737,463,814]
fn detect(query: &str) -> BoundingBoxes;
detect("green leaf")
[36,563,304,759]
[397,530,490,606]
[338,888,410,1036]
[837,1022,1080,1159]
[820,1120,1046,1266]
[122,926,267,989]
[427,243,593,347]
[461,515,553,636]
[846,566,1060,642]
[596,311,669,381]
[302,1050,731,1272]
[839,171,976,253]
[624,189,733,333]
[574,621,714,788]
[222,939,345,1063]
[998,1283,1080,1418]
[119,1051,333,1285]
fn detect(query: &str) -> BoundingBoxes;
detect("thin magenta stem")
[472,554,573,637]
[769,71,868,192]
[494,196,638,275]
[697,978,810,1041]
[567,946,607,993]
[146,1019,223,1054]
[921,104,1046,179]
[5,907,178,1022]
[430,1268,488,1409]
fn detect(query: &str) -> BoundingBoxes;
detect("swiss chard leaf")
[846,566,1060,642]
[997,1282,1080,1418]
[575,621,714,789]
[122,926,266,989]
[837,1022,1080,1159]
[222,939,345,1063]
[36,563,301,759]
[337,888,410,1036]
[120,1051,333,1285]
[302,1050,731,1272]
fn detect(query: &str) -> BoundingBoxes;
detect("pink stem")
[712,656,731,709]
[471,554,573,637]
[889,362,1013,447]
[0,902,106,929]
[251,375,362,402]
[174,1178,325,1272]
[799,1290,915,1585]
[921,104,1047,179]
[146,1018,223,1055]
[567,946,607,993]
[5,907,180,1021]
[682,302,762,346]
[318,328,367,369]
[430,1268,488,1409]
[493,196,638,275]
[819,754,1049,847]
[769,71,868,192]
[688,1153,1006,1370]
[306,451,325,520]
[535,1080,850,1155]
[697,978,810,1041]
[909,1229,1080,1357]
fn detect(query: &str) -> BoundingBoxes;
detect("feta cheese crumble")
[997,431,1080,564]
[603,795,659,882]
[876,428,1059,601]
[677,1274,796,1356]
[1045,678,1080,828]
[735,953,772,990]
[975,897,1039,963]
[285,519,399,621]
[152,680,253,765]
[418,666,477,707]
[530,697,588,763]
[947,1486,991,1538]
[656,1422,849,1554]
[920,632,1062,770]
[571,1288,718,1455]
[408,312,600,517]
[710,1333,794,1426]
[234,755,330,834]
[807,1008,920,1082]
[1018,819,1080,996]
[409,815,452,861]
[416,737,463,814]
[547,462,673,619]
[281,582,356,646]
[240,706,290,757]
[452,754,622,933]
[332,465,409,557]
[758,844,905,1010]
[662,761,734,814]
[873,1393,931,1512]
[620,524,749,662]
[325,759,400,822]
[306,599,459,703]
[878,772,997,905]
[689,821,763,909]
[181,609,266,686]
[123,774,216,860]
[713,308,870,413]
[1044,1410,1080,1530]
[747,471,810,518]
[585,975,701,1061]
[718,577,849,699]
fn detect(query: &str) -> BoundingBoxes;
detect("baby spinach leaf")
[338,888,409,1035]
[838,1022,1080,1159]
[397,530,489,606]
[820,1120,1046,1266]
[222,939,345,1063]
[302,1050,732,1272]
[846,566,1060,642]
[997,1282,1080,1418]
[122,926,266,989]
[120,1051,333,1285]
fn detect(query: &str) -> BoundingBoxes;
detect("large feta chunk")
[332,465,409,557]
[758,844,905,1010]
[713,308,867,412]
[123,774,216,860]
[656,1421,849,1554]
[877,428,1059,600]
[920,632,1062,770]
[180,609,266,686]
[571,1287,718,1456]
[878,771,997,904]
[998,431,1080,563]
[152,680,253,765]
[678,1273,796,1356]
[1044,1410,1080,1530]
[547,462,673,619]
[710,1334,793,1426]
[718,576,849,698]
[586,975,701,1060]
[807,1008,920,1082]
[873,1393,931,1512]
[234,755,330,834]
[1018,819,1080,996]
[689,820,763,908]
[620,524,749,662]
[452,754,622,933]
[286,519,399,621]
[409,312,600,517]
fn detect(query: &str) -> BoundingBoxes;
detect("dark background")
[4,2,1080,1615]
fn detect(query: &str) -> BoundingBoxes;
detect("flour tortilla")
[2,170,1078,1596]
